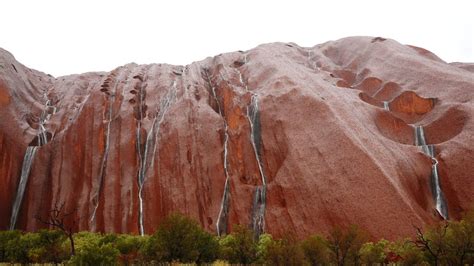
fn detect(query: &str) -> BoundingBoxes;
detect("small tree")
[301,234,331,265]
[327,225,368,266]
[263,233,306,266]
[35,202,78,256]
[414,223,448,265]
[443,210,474,264]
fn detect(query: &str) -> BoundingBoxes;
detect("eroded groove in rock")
[133,68,148,235]
[90,70,120,225]
[203,68,231,236]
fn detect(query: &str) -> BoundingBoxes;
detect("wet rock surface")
[1,37,473,240]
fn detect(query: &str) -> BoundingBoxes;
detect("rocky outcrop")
[1,37,473,240]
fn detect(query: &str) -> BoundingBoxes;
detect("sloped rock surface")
[1,36,473,240]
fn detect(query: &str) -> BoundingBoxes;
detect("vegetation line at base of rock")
[1,209,474,265]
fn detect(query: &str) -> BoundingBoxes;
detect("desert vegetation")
[1,210,473,265]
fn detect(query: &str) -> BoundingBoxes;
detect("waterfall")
[90,82,116,224]
[9,147,38,230]
[431,156,448,219]
[10,98,56,230]
[414,125,427,146]
[137,81,176,236]
[421,144,434,158]
[414,125,448,219]
[234,59,267,236]
[251,186,265,237]
[37,99,56,146]
[383,101,390,111]
[209,78,231,236]
[38,124,48,146]
[247,94,267,236]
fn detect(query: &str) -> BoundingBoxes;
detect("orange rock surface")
[1,37,473,240]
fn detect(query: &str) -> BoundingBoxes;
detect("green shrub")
[256,233,273,263]
[31,229,69,263]
[143,213,218,263]
[0,230,21,262]
[5,232,40,264]
[69,241,119,265]
[115,234,147,264]
[218,225,257,264]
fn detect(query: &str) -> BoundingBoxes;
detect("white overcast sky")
[1,0,473,77]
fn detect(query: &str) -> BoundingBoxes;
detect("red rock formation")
[1,37,473,240]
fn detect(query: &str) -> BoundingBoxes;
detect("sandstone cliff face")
[1,37,473,239]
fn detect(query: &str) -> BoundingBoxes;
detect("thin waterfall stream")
[9,147,38,230]
[202,68,231,236]
[137,80,176,235]
[414,125,448,219]
[210,80,231,236]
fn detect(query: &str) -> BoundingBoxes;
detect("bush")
[0,230,69,263]
[116,234,148,264]
[218,225,257,264]
[68,231,120,265]
[256,233,273,263]
[143,213,218,263]
[5,232,40,264]
[30,229,69,263]
[69,241,119,265]
[0,230,21,262]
